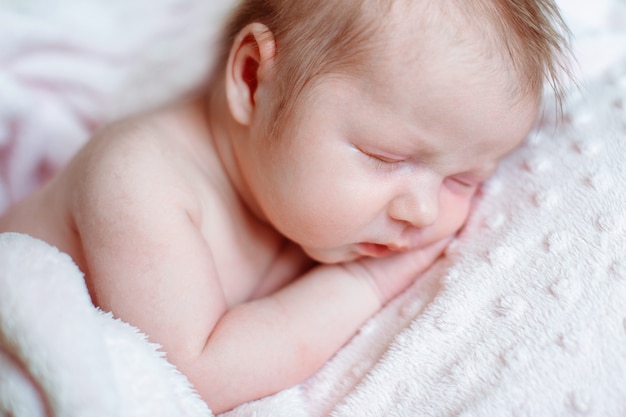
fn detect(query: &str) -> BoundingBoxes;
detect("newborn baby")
[0,0,570,412]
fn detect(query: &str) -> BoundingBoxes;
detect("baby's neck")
[205,83,269,224]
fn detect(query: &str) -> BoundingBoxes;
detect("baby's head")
[218,0,570,135]
[214,0,571,263]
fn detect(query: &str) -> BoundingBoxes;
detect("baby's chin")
[301,246,360,265]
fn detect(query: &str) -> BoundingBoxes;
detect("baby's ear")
[225,23,277,126]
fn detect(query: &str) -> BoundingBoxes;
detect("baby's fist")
[347,238,451,305]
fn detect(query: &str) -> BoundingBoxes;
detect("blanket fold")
[0,233,118,417]
[0,232,213,417]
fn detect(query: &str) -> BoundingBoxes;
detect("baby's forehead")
[379,1,500,57]
[369,0,533,100]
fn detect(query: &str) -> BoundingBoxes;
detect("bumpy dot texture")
[330,39,626,417]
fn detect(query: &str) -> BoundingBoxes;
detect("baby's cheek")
[439,193,474,236]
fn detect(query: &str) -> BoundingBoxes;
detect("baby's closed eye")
[354,145,407,171]
[444,177,481,195]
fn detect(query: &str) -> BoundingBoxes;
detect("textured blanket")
[1,1,626,416]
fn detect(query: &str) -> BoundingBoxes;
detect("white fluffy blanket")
[2,1,626,416]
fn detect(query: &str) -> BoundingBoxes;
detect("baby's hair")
[217,0,572,135]
[218,0,385,137]
[453,0,573,111]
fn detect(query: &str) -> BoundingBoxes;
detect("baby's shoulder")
[67,110,204,219]
[85,113,179,171]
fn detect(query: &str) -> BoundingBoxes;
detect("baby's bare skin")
[0,101,310,306]
[0,2,541,413]
[0,98,450,412]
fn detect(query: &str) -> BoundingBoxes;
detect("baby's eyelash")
[357,147,404,168]
[369,154,401,164]
[444,177,480,194]
[452,178,475,188]
[367,154,404,172]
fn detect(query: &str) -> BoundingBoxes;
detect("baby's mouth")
[358,242,408,258]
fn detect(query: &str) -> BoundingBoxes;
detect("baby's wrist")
[363,270,386,305]
[340,261,387,306]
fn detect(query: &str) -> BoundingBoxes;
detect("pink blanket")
[0,0,231,211]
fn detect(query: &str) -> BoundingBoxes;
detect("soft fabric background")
[0,0,234,212]
[1,1,626,416]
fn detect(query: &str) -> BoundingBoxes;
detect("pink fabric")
[0,0,230,212]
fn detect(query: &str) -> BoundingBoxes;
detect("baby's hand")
[344,238,451,305]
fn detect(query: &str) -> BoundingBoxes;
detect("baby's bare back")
[0,170,88,272]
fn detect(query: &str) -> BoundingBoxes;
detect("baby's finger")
[398,237,453,276]
[415,237,453,262]
[356,237,453,303]
[360,237,452,280]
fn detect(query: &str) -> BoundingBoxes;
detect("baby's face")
[241,9,539,264]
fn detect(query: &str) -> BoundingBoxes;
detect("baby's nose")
[388,185,439,229]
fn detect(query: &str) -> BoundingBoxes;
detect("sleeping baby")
[0,0,570,413]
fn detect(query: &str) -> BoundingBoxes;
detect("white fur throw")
[1,1,626,416]
[0,233,212,417]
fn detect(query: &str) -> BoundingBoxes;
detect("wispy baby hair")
[218,0,572,132]
[454,0,573,109]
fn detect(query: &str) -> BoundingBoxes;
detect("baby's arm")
[190,241,448,412]
[71,125,447,414]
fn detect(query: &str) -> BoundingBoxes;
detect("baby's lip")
[358,243,391,257]
[386,243,410,252]
[358,242,409,257]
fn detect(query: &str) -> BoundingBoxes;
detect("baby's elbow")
[178,342,317,414]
